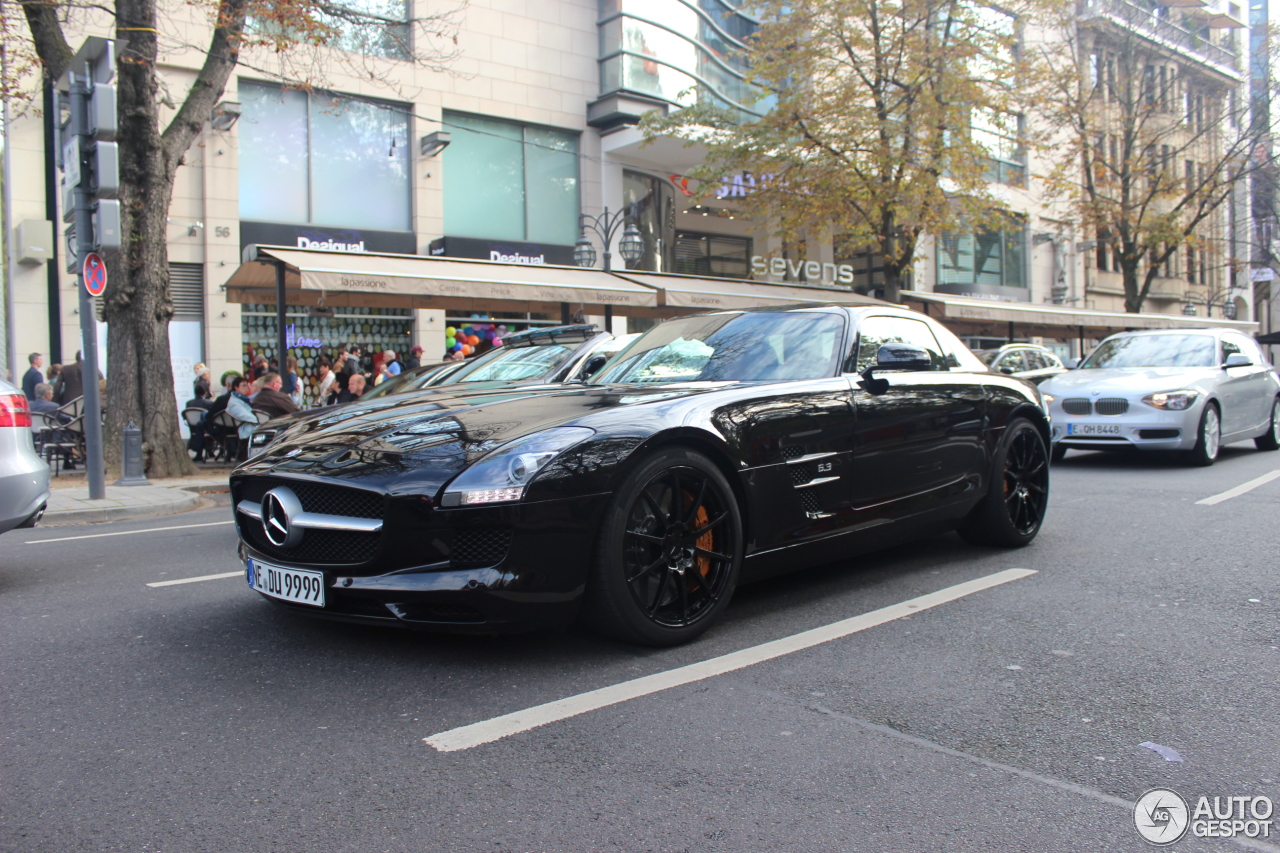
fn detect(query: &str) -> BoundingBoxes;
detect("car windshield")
[1080,334,1216,369]
[592,312,845,385]
[446,342,577,382]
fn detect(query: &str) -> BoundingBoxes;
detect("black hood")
[234,381,731,498]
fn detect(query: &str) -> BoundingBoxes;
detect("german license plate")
[247,558,325,607]
[1067,423,1122,436]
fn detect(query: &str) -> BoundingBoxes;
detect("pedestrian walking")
[315,358,336,405]
[404,346,423,371]
[283,355,301,405]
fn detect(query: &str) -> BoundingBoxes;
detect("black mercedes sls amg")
[232,305,1050,646]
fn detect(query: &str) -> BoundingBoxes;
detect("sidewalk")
[42,474,232,525]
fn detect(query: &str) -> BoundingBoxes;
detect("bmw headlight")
[1142,390,1199,410]
[441,427,595,507]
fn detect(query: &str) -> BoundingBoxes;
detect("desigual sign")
[751,256,855,286]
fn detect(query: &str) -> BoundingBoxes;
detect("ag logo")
[1135,788,1190,845]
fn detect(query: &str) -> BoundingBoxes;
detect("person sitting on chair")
[30,383,76,469]
[224,375,258,460]
[251,371,300,419]
[335,374,366,404]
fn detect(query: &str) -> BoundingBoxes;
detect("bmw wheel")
[1255,398,1280,451]
[585,447,742,646]
[1188,403,1220,467]
[958,418,1049,548]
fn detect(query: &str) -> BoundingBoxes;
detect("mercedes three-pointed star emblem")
[261,486,305,548]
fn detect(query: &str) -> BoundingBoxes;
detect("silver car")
[1041,328,1280,466]
[0,378,51,532]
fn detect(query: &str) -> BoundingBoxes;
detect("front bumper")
[236,491,607,633]
[1049,403,1199,451]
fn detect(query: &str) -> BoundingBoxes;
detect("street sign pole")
[68,70,106,501]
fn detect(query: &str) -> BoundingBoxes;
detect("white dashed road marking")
[424,568,1037,752]
[146,571,243,588]
[1196,469,1280,505]
[27,520,235,545]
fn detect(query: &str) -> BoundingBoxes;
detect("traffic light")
[57,37,120,258]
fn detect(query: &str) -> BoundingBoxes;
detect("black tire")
[1050,443,1067,464]
[1186,403,1220,467]
[1255,398,1280,451]
[583,447,743,646]
[958,418,1049,548]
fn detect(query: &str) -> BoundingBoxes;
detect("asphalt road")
[4,443,1280,852]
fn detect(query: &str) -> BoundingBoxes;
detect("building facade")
[1,0,1257,401]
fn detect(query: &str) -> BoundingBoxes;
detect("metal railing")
[1081,0,1239,73]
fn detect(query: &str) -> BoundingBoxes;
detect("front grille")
[1094,398,1129,416]
[1062,399,1092,415]
[242,519,381,564]
[451,527,512,567]
[234,476,384,565]
[235,477,383,518]
[781,445,804,460]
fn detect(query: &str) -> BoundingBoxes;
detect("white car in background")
[0,378,50,533]
[1041,328,1280,466]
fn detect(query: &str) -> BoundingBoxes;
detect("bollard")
[114,420,152,486]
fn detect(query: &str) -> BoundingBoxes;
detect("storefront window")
[241,305,412,405]
[442,113,580,245]
[938,224,1026,293]
[239,81,411,232]
[675,231,751,278]
[623,170,674,272]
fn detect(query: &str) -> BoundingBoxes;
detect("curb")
[41,491,203,526]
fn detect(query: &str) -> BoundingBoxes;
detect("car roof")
[1103,327,1232,338]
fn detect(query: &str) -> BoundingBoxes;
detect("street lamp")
[575,207,645,274]
[575,207,645,334]
[1182,295,1198,316]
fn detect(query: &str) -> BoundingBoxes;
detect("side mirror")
[1224,353,1252,369]
[1000,366,1016,375]
[579,354,609,379]
[859,343,932,393]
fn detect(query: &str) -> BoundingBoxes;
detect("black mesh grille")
[1095,398,1129,415]
[1139,429,1180,439]
[1062,399,1092,415]
[451,527,512,567]
[235,477,383,518]
[242,519,381,564]
[781,445,804,460]
[800,491,821,514]
[790,463,813,486]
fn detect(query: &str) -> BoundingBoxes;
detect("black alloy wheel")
[959,417,1049,547]
[585,447,742,646]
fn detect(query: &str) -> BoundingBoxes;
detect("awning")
[613,271,886,312]
[224,246,661,314]
[903,291,1258,338]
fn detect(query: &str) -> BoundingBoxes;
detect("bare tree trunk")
[105,0,194,478]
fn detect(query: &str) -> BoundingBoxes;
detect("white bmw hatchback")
[1041,328,1280,466]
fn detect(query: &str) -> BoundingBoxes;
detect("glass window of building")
[623,170,674,272]
[675,232,751,278]
[938,222,1026,291]
[597,0,766,118]
[238,81,411,231]
[971,108,1026,186]
[442,113,580,245]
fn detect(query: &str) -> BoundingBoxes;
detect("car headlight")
[248,430,276,457]
[440,427,595,507]
[1142,390,1199,410]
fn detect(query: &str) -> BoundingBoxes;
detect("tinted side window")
[999,351,1028,373]
[853,316,948,372]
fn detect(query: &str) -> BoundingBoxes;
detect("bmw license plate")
[1067,423,1122,436]
[247,558,325,607]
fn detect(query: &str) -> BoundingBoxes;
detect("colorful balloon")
[445,336,456,348]
[445,326,456,337]
[461,344,473,355]
[493,338,502,347]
